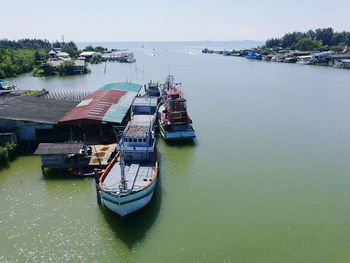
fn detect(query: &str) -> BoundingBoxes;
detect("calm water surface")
[1,43,350,262]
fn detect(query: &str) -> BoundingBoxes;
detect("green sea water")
[1,43,350,262]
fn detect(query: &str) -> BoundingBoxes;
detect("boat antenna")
[104,60,107,74]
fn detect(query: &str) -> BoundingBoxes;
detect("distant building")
[78,51,101,61]
[48,50,71,61]
[0,83,141,146]
[46,60,87,74]
[56,51,70,60]
[0,96,78,145]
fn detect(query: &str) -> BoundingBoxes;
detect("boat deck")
[102,160,154,191]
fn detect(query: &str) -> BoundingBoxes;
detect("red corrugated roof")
[59,90,127,125]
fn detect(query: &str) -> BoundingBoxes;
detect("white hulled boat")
[98,95,158,217]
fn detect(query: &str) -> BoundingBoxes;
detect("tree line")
[0,39,79,78]
[265,28,350,51]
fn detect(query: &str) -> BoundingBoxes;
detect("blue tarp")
[0,80,11,85]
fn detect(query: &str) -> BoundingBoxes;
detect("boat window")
[128,138,132,142]
[138,138,143,142]
[123,138,127,142]
[133,138,138,142]
[143,138,147,142]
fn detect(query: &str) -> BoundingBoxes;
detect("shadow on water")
[41,168,92,181]
[161,137,198,148]
[100,176,162,249]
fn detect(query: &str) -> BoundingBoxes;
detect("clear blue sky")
[1,0,349,42]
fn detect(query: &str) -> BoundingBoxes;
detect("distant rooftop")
[79,51,98,56]
[47,60,85,68]
[56,52,70,57]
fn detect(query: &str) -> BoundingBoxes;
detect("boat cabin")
[119,122,155,162]
[145,82,160,97]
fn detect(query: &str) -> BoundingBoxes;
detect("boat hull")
[100,176,158,217]
[159,123,196,141]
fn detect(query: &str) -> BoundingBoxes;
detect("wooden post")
[94,170,101,206]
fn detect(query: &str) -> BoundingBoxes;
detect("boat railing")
[99,152,119,183]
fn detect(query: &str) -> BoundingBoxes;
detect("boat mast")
[120,144,126,190]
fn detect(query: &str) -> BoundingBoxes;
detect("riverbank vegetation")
[0,39,108,78]
[0,143,17,166]
[90,55,103,64]
[264,28,350,51]
[0,39,48,78]
[83,45,107,53]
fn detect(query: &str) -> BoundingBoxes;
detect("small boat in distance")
[0,80,17,90]
[296,55,312,65]
[335,59,350,69]
[158,76,196,141]
[246,50,262,60]
[98,95,158,217]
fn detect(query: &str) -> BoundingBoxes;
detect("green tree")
[61,41,78,58]
[94,46,106,53]
[90,55,103,64]
[84,45,95,51]
[295,38,322,51]
[315,28,335,46]
[58,60,75,75]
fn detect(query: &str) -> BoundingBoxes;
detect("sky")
[1,0,349,42]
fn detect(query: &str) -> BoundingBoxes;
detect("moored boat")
[246,50,262,60]
[158,76,196,141]
[296,55,312,65]
[98,95,158,217]
[335,59,350,69]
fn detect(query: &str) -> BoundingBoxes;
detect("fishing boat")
[0,80,16,90]
[246,50,262,60]
[335,59,350,69]
[98,96,158,217]
[158,76,196,141]
[296,55,312,65]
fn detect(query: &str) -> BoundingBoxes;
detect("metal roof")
[59,82,140,125]
[99,82,141,93]
[59,90,127,125]
[0,96,78,124]
[79,51,98,56]
[56,52,70,57]
[103,92,136,124]
[34,143,85,155]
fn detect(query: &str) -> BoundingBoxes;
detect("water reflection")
[100,177,162,249]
